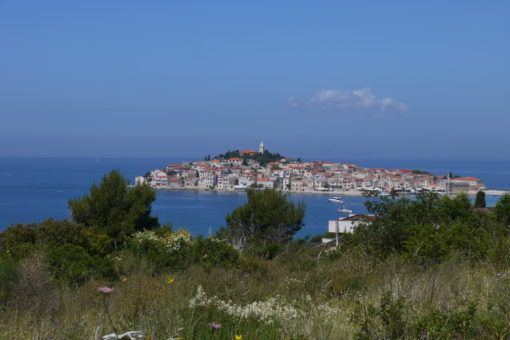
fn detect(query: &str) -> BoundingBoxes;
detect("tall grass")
[1,250,508,339]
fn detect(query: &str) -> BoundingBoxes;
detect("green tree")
[68,170,159,241]
[474,190,486,208]
[217,189,305,251]
[495,194,510,225]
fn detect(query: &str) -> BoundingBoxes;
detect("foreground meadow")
[1,252,509,339]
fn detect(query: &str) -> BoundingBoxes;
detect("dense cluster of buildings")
[136,143,485,195]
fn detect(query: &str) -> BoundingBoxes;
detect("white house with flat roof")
[322,214,374,245]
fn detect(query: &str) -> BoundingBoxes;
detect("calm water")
[0,157,508,236]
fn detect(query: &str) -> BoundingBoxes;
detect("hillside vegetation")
[0,171,509,339]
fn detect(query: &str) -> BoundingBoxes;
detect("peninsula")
[137,142,489,196]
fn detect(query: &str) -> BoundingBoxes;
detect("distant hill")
[211,149,288,166]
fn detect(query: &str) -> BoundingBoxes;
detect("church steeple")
[259,141,265,154]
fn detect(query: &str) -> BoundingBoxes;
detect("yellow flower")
[166,275,175,285]
[235,335,242,340]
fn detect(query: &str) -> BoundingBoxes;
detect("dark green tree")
[474,190,486,208]
[68,170,159,241]
[495,194,510,225]
[217,189,305,251]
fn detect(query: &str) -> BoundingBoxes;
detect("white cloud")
[291,88,408,113]
[287,96,301,108]
[379,97,408,111]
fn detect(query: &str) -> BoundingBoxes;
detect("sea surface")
[0,157,508,236]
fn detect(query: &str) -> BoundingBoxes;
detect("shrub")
[347,192,510,263]
[413,301,478,338]
[0,257,18,304]
[37,219,89,248]
[191,237,239,269]
[9,254,60,315]
[351,291,409,339]
[495,194,510,225]
[46,244,95,284]
[130,229,193,271]
[0,224,39,260]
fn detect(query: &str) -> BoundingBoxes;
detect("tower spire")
[259,141,265,154]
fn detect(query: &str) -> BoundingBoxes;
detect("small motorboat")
[328,196,343,203]
[338,207,353,214]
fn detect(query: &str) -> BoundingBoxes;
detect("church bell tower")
[259,141,265,154]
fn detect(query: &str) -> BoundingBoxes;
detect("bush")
[9,254,60,315]
[414,301,478,338]
[346,192,510,263]
[0,224,39,260]
[352,291,409,339]
[495,194,510,225]
[191,237,239,269]
[129,229,193,271]
[46,244,95,284]
[0,257,18,304]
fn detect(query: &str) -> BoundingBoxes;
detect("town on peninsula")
[136,142,495,196]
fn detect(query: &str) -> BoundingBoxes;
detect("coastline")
[154,187,510,197]
[155,187,366,196]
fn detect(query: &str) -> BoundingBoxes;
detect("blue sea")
[0,158,508,236]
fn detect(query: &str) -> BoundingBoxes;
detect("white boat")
[328,196,343,203]
[338,207,353,214]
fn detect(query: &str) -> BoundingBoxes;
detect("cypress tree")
[474,190,486,208]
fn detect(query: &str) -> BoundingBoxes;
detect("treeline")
[213,149,286,166]
[342,192,510,263]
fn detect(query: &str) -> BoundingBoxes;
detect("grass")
[1,249,509,339]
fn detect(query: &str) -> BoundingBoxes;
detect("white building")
[151,170,168,187]
[226,157,242,167]
[327,214,374,234]
[199,175,217,188]
[238,176,255,188]
[217,175,238,190]
[134,176,147,186]
[282,177,291,191]
[256,177,274,189]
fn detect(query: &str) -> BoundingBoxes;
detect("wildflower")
[97,286,114,294]
[167,275,175,285]
[235,335,243,340]
[208,322,222,330]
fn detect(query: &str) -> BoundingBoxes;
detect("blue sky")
[0,1,509,159]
